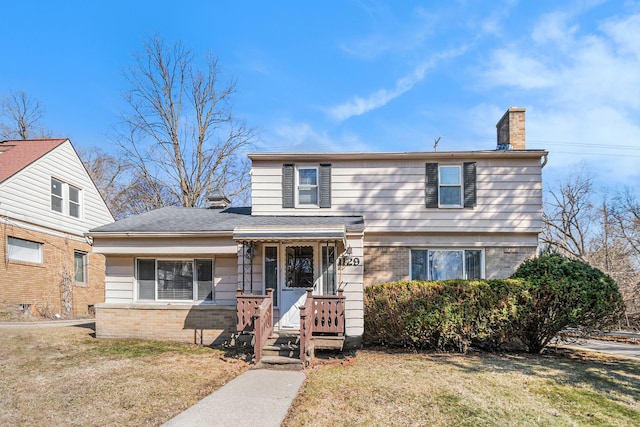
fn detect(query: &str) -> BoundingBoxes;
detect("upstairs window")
[51,177,82,218]
[282,163,331,208]
[51,178,63,213]
[69,185,81,218]
[425,162,476,208]
[297,167,318,206]
[439,166,462,207]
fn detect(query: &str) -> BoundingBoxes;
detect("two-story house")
[0,138,114,317]
[89,108,547,354]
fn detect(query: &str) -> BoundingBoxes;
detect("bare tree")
[610,188,640,326]
[1,90,51,139]
[543,168,640,328]
[116,37,254,212]
[77,146,130,219]
[542,166,596,259]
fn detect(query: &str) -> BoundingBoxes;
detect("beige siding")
[93,236,236,255]
[341,235,364,337]
[250,157,543,234]
[215,256,239,305]
[103,254,238,307]
[0,141,113,236]
[104,257,134,303]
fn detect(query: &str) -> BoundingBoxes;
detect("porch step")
[253,356,304,371]
[262,332,301,358]
[312,335,345,350]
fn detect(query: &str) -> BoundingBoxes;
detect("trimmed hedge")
[512,252,625,353]
[363,254,625,353]
[363,279,530,352]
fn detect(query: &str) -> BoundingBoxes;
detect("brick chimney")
[496,107,526,150]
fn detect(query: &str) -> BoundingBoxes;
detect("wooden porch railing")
[300,288,345,366]
[236,289,273,362]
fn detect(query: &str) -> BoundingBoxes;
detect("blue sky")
[1,0,639,187]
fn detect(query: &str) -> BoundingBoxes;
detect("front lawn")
[283,349,640,426]
[0,323,248,426]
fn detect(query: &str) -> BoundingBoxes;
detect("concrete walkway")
[555,339,640,361]
[162,369,306,427]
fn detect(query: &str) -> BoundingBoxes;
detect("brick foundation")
[95,303,237,345]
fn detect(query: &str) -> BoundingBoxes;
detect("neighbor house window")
[297,167,318,206]
[74,251,87,283]
[69,185,81,218]
[282,163,332,208]
[7,237,43,264]
[136,258,214,302]
[51,178,63,213]
[51,177,82,218]
[411,249,482,280]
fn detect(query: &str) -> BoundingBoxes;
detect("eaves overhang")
[85,230,233,239]
[233,225,346,242]
[248,150,548,162]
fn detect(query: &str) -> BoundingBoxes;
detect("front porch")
[236,288,346,367]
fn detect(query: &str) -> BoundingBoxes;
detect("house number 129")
[338,256,361,266]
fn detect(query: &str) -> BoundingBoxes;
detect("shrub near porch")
[364,279,528,352]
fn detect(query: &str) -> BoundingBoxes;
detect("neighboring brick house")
[89,107,547,347]
[0,138,114,317]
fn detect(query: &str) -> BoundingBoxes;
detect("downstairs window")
[136,258,214,302]
[411,249,482,280]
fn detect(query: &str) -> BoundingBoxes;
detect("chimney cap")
[206,190,231,209]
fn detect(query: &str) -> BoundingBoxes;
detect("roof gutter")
[248,150,548,162]
[85,230,234,239]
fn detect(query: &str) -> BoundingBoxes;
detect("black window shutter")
[319,164,332,208]
[282,164,295,208]
[425,163,438,208]
[463,162,477,208]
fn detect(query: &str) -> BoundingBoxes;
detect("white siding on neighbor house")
[250,157,543,234]
[0,140,113,237]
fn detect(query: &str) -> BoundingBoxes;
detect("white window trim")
[68,184,82,219]
[410,248,485,280]
[438,165,463,208]
[295,166,319,208]
[135,257,215,303]
[51,177,83,219]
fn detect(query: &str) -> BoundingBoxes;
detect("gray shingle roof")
[89,206,364,234]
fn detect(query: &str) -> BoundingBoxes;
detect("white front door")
[280,245,316,329]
